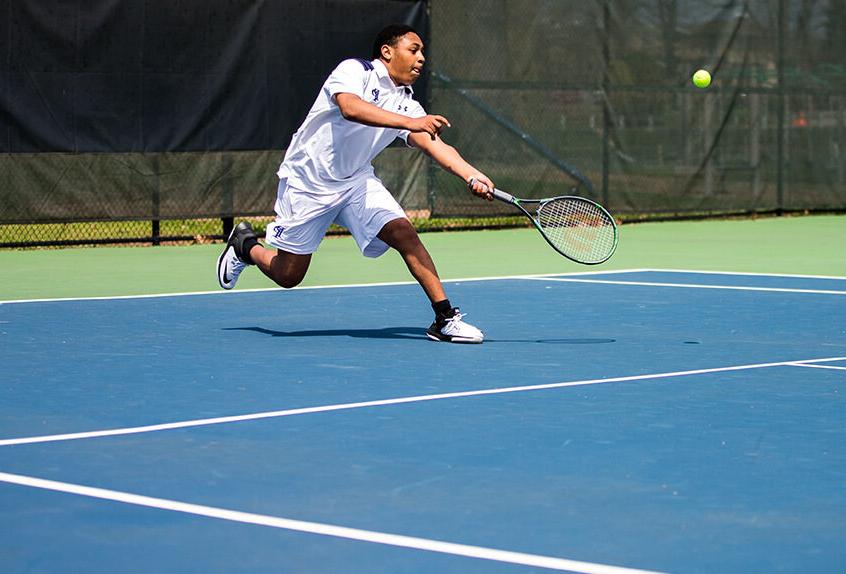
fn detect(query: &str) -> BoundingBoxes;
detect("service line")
[2,356,844,448]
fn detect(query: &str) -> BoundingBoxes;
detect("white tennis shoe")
[426,310,484,344]
[216,222,256,290]
[217,247,247,290]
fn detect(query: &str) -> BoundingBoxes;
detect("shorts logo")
[371,88,380,102]
[397,104,408,112]
[273,225,284,239]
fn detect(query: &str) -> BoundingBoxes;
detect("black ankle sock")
[432,299,454,320]
[241,236,259,264]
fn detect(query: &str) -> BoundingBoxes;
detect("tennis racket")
[470,178,619,265]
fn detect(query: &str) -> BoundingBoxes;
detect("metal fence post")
[776,0,786,214]
[221,154,234,239]
[152,155,161,245]
[601,0,611,208]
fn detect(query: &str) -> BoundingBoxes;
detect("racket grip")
[491,188,515,203]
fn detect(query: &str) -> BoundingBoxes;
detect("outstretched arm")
[335,93,450,140]
[408,132,495,201]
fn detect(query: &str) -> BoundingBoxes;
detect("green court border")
[2,215,844,301]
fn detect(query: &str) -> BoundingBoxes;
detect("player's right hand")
[467,175,495,201]
[409,115,451,140]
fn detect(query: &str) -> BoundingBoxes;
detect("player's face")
[383,33,425,86]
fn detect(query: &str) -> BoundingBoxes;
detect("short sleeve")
[325,59,370,100]
[398,100,427,146]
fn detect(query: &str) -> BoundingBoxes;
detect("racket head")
[533,196,618,264]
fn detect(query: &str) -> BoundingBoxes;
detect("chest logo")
[371,88,380,102]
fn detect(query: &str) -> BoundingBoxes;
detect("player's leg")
[216,178,338,290]
[376,219,483,343]
[337,178,483,343]
[249,247,311,289]
[376,218,445,303]
[217,221,312,290]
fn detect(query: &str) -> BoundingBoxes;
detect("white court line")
[4,268,843,305]
[2,356,844,448]
[524,277,846,296]
[786,363,846,371]
[0,269,650,305]
[0,472,661,574]
[645,268,846,281]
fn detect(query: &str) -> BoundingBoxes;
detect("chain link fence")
[426,0,846,218]
[2,0,844,247]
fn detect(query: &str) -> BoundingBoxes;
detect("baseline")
[645,268,846,281]
[0,269,650,305]
[2,356,843,448]
[786,363,846,372]
[523,277,846,296]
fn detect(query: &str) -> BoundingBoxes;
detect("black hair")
[371,24,420,60]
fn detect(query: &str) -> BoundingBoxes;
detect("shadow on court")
[486,338,616,344]
[225,326,615,345]
[224,326,428,340]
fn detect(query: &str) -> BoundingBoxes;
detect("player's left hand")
[467,174,495,201]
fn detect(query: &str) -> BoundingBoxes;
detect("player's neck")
[379,59,406,88]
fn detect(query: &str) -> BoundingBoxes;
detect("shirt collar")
[372,59,414,94]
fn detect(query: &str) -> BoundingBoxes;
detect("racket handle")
[491,188,515,203]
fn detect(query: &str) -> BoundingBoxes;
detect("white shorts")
[264,176,406,258]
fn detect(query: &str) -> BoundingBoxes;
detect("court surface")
[1,269,845,573]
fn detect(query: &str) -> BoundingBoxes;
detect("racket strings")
[536,198,616,263]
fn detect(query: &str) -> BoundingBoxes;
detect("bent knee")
[268,251,310,289]
[270,267,305,289]
[275,275,303,289]
[381,219,423,250]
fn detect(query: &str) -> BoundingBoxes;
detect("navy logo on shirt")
[397,104,408,112]
[273,225,284,239]
[371,88,380,102]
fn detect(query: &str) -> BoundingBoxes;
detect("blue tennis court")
[1,270,845,573]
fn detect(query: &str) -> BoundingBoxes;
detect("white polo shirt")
[277,58,426,194]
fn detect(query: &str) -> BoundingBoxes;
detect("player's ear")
[380,44,392,62]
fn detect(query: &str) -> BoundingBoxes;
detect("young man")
[217,24,495,343]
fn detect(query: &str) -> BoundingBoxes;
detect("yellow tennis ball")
[692,69,711,88]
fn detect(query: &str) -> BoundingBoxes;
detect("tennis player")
[217,24,495,343]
